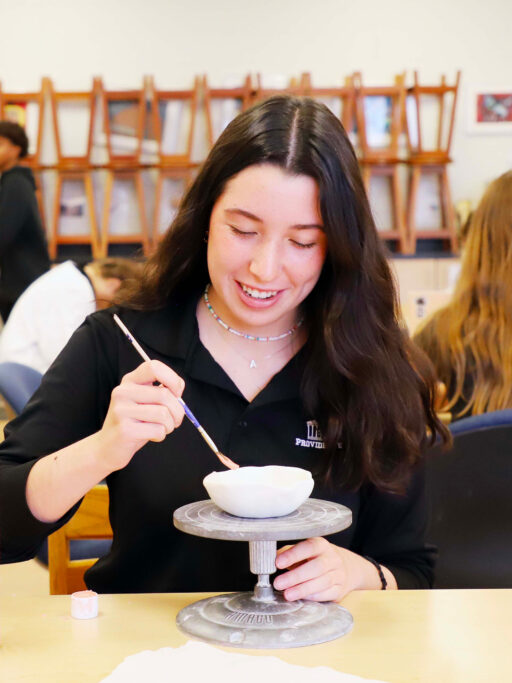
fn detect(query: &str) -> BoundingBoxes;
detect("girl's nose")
[248,239,281,282]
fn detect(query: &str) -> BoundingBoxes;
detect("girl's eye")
[290,239,316,249]
[229,225,255,237]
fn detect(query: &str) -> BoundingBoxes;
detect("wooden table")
[1,590,511,682]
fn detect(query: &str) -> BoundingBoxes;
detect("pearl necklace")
[203,284,303,367]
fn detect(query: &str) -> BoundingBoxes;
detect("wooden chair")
[47,78,101,259]
[250,73,307,104]
[353,72,409,253]
[301,72,355,136]
[148,76,200,243]
[0,78,48,233]
[98,79,151,256]
[48,484,112,595]
[405,71,461,254]
[203,74,252,148]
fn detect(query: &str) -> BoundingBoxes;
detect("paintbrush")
[113,313,239,470]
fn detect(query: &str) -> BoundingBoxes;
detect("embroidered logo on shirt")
[295,420,326,449]
[295,420,343,450]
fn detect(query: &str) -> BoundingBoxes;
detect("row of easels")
[0,72,461,258]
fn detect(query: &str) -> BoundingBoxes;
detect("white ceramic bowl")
[203,465,314,518]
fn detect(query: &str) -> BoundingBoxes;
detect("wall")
[1,0,511,205]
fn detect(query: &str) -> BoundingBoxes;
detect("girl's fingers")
[274,555,333,591]
[279,572,337,602]
[122,404,175,434]
[115,384,185,427]
[275,537,327,569]
[126,421,168,443]
[122,360,185,397]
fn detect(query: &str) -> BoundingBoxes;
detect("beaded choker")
[203,283,303,342]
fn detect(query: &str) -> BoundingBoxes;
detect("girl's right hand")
[98,360,186,472]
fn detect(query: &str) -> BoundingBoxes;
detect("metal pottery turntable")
[173,498,353,649]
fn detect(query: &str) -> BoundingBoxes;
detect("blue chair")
[0,361,112,567]
[0,361,43,416]
[449,409,512,436]
[426,410,512,588]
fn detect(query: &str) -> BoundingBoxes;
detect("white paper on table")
[99,640,389,683]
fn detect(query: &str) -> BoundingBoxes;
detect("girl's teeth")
[241,285,277,299]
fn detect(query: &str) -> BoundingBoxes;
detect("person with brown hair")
[0,121,50,321]
[0,258,144,374]
[414,170,512,420]
[0,96,448,597]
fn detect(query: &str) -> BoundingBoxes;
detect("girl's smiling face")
[206,163,327,337]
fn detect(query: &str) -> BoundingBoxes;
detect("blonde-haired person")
[414,170,512,420]
[0,258,144,374]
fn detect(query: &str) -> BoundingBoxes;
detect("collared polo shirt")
[0,292,435,591]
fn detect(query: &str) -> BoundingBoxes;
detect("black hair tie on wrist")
[364,556,387,590]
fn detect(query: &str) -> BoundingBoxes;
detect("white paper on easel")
[161,101,189,156]
[99,640,389,683]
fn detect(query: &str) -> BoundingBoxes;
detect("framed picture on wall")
[467,86,512,133]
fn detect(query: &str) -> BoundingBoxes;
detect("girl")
[0,96,447,598]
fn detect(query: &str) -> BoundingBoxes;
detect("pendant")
[249,359,257,369]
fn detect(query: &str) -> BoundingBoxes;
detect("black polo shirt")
[0,292,435,591]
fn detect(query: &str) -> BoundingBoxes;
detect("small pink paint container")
[71,590,98,619]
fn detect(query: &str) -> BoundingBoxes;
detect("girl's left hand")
[273,537,373,602]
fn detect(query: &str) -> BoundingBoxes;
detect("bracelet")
[364,556,387,590]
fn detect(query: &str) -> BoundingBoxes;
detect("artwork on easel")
[106,99,157,156]
[158,99,192,156]
[467,86,512,133]
[363,95,392,147]
[58,182,96,237]
[56,100,91,157]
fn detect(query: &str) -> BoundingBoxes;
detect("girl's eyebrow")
[225,207,323,230]
[225,207,262,222]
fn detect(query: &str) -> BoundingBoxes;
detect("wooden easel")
[98,78,150,256]
[301,73,355,135]
[148,76,200,244]
[0,78,48,234]
[203,74,252,147]
[47,77,101,259]
[405,71,461,254]
[353,72,409,253]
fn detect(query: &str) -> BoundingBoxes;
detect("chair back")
[48,77,98,169]
[301,73,355,136]
[251,73,307,104]
[148,76,200,167]
[405,71,461,163]
[426,412,512,588]
[353,72,406,162]
[98,78,146,166]
[203,74,252,148]
[48,484,113,594]
[0,362,43,417]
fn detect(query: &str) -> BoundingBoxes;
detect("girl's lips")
[235,281,284,308]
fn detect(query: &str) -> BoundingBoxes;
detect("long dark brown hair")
[414,171,512,418]
[124,95,448,493]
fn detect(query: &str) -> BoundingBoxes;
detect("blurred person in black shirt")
[0,121,50,322]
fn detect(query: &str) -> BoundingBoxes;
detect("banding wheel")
[173,498,353,648]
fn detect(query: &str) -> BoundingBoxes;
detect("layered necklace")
[203,283,303,368]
